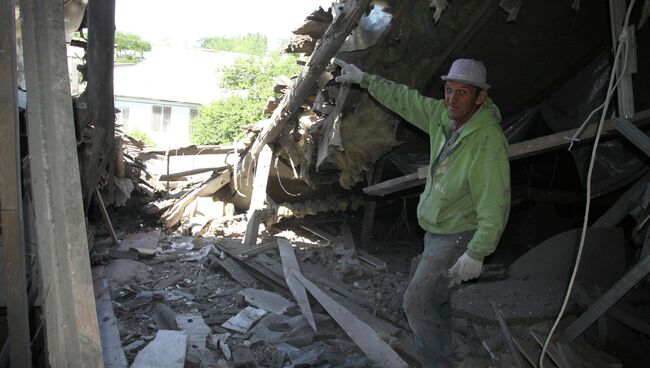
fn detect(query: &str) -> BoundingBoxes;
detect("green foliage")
[198,33,268,55]
[190,52,301,145]
[220,54,301,101]
[190,97,264,145]
[127,129,155,147]
[114,32,151,63]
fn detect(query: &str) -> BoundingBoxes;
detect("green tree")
[198,33,268,55]
[190,96,263,145]
[190,53,301,145]
[220,54,300,101]
[114,32,151,63]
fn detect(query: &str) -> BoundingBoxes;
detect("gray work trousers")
[403,231,474,368]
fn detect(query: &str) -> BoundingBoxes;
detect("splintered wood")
[277,238,408,368]
[161,169,230,229]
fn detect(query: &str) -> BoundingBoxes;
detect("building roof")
[113,45,247,105]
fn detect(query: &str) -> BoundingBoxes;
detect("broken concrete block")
[209,333,232,360]
[176,313,216,366]
[131,330,187,368]
[239,288,295,315]
[221,307,268,334]
[117,229,161,255]
[181,244,215,262]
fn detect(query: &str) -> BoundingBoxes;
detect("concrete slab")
[131,330,187,368]
[221,306,268,334]
[239,288,295,315]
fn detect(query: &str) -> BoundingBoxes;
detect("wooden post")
[0,1,32,366]
[79,0,116,211]
[19,0,103,365]
[244,145,273,246]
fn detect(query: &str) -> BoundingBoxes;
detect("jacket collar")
[453,98,501,142]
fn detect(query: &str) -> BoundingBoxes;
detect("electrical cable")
[539,2,636,366]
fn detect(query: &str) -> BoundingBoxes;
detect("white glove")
[448,252,483,286]
[331,58,364,84]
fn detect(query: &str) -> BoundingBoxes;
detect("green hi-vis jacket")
[361,74,511,261]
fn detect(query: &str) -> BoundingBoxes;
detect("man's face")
[444,80,487,127]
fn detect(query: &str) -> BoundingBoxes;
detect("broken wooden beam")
[509,108,650,160]
[20,0,103,364]
[142,144,243,156]
[246,0,372,159]
[291,269,409,367]
[162,169,231,229]
[558,253,650,344]
[491,302,525,368]
[0,2,32,365]
[94,187,118,246]
[158,165,229,181]
[277,238,317,331]
[364,109,650,196]
[244,144,274,246]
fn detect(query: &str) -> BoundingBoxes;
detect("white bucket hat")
[441,59,491,90]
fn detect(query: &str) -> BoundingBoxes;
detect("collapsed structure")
[1,0,650,367]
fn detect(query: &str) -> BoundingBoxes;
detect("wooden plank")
[509,108,650,160]
[244,144,273,246]
[558,254,650,344]
[216,257,259,288]
[92,267,128,368]
[162,170,231,229]
[277,238,316,331]
[491,302,526,368]
[243,209,262,247]
[291,269,409,368]
[94,188,118,246]
[19,0,103,365]
[143,144,242,156]
[248,144,274,215]
[0,2,32,366]
[158,165,229,181]
[364,109,650,196]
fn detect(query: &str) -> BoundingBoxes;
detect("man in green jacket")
[333,58,510,367]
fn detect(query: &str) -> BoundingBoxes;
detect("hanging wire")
[566,14,633,151]
[274,156,310,196]
[539,2,636,366]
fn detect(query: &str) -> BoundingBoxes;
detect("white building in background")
[113,45,247,147]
